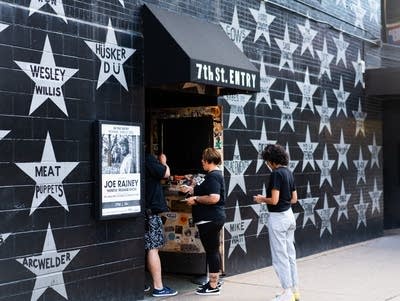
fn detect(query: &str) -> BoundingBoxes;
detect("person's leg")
[147,248,163,289]
[286,211,299,299]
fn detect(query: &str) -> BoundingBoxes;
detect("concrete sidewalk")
[143,229,400,301]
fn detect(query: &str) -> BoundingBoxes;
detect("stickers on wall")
[369,178,382,214]
[316,38,334,80]
[250,121,276,172]
[16,223,80,301]
[15,132,79,215]
[298,182,318,228]
[224,140,252,196]
[274,84,298,131]
[286,143,299,173]
[220,6,250,52]
[333,129,351,169]
[297,19,318,58]
[274,24,298,72]
[333,180,351,221]
[369,0,380,24]
[354,190,369,228]
[352,0,366,30]
[249,1,276,45]
[28,0,67,23]
[353,147,368,184]
[224,201,252,258]
[353,99,367,136]
[250,185,269,237]
[255,57,276,108]
[0,233,11,246]
[14,35,78,116]
[224,94,251,128]
[368,132,381,168]
[0,23,9,32]
[352,50,365,88]
[315,144,335,187]
[333,76,350,117]
[296,67,318,113]
[333,32,349,68]
[298,125,318,171]
[85,19,136,90]
[315,193,335,237]
[315,91,334,134]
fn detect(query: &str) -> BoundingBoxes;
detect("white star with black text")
[28,0,67,23]
[354,190,369,229]
[224,201,252,258]
[224,94,251,128]
[0,232,11,246]
[333,129,350,169]
[297,19,318,58]
[352,0,366,29]
[316,38,334,80]
[274,24,298,72]
[0,130,10,140]
[352,50,365,88]
[255,57,276,108]
[336,0,346,6]
[298,125,318,171]
[369,0,379,24]
[298,181,319,228]
[333,32,349,68]
[369,178,382,214]
[316,193,335,237]
[353,147,368,185]
[16,223,79,301]
[224,141,252,196]
[368,132,381,168]
[250,121,276,172]
[0,23,9,32]
[14,35,78,116]
[249,1,276,45]
[316,144,335,187]
[353,98,367,136]
[274,85,298,131]
[119,0,125,7]
[334,179,351,221]
[85,19,136,90]
[15,132,79,215]
[315,91,335,134]
[220,6,251,52]
[333,76,350,117]
[296,67,318,113]
[286,142,299,173]
[250,185,269,237]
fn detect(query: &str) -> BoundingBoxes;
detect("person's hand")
[158,153,167,165]
[180,184,193,195]
[253,194,264,204]
[185,196,197,206]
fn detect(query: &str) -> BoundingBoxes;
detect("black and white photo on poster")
[101,123,141,217]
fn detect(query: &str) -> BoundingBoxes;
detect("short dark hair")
[202,148,222,165]
[261,144,289,166]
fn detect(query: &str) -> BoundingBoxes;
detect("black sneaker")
[195,282,220,296]
[152,286,178,297]
[196,280,223,291]
[144,284,151,292]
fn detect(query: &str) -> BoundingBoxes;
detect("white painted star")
[296,67,318,113]
[224,94,252,128]
[352,49,365,88]
[14,35,78,116]
[333,129,350,170]
[298,125,318,171]
[298,181,319,228]
[353,98,367,136]
[369,0,379,24]
[0,130,10,140]
[333,32,349,67]
[119,0,125,7]
[29,0,67,23]
[368,132,382,168]
[16,223,80,301]
[315,38,334,80]
[334,179,351,221]
[274,84,298,131]
[316,193,335,237]
[255,57,276,108]
[0,232,11,246]
[336,0,346,6]
[250,122,276,172]
[354,190,369,229]
[352,0,366,30]
[315,91,335,134]
[0,23,9,32]
[274,23,298,72]
[224,141,252,196]
[220,6,251,51]
[315,144,335,187]
[249,1,276,45]
[369,178,382,214]
[85,19,136,90]
[224,201,252,257]
[353,147,368,184]
[333,75,350,117]
[15,132,79,215]
[286,142,299,173]
[250,184,269,237]
[297,19,318,58]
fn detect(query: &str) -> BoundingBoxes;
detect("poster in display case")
[95,120,142,220]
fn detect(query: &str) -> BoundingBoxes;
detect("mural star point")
[352,50,365,88]
[333,76,350,117]
[220,6,251,52]
[333,129,350,169]
[249,1,276,45]
[297,125,318,171]
[296,67,318,113]
[224,94,251,128]
[298,182,319,228]
[315,193,336,237]
[333,32,349,67]
[250,122,276,172]
[255,57,276,108]
[353,147,368,184]
[274,24,298,72]
[297,19,318,58]
[333,179,351,221]
[368,132,381,168]
[28,0,67,23]
[354,190,369,229]
[274,85,298,131]
[250,185,269,237]
[353,98,367,137]
[369,178,382,214]
[316,38,334,80]
[315,144,335,187]
[315,91,335,134]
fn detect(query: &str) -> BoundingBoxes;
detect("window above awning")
[143,4,260,95]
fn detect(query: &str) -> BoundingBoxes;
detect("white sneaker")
[271,290,295,301]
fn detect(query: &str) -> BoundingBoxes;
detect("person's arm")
[185,193,220,206]
[290,190,298,204]
[253,188,279,205]
[158,153,170,178]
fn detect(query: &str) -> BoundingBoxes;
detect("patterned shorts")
[144,214,165,250]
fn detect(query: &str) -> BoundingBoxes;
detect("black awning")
[365,67,400,96]
[143,4,259,95]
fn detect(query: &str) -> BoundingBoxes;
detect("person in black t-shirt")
[180,148,225,296]
[253,144,300,301]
